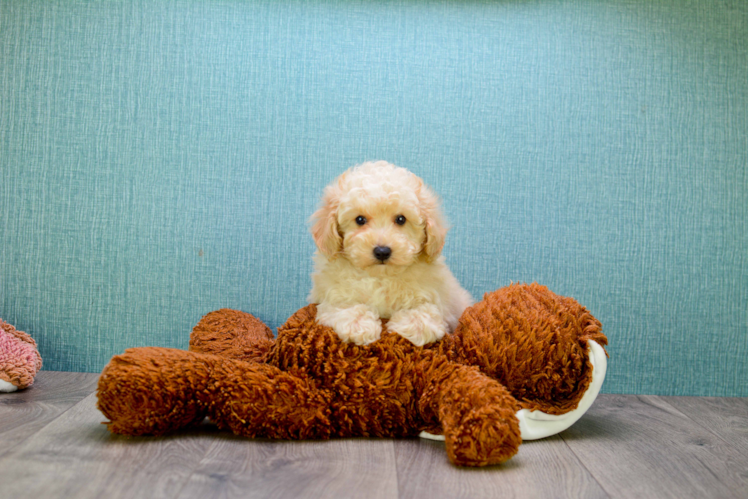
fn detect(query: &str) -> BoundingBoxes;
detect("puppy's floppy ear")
[310,184,343,257]
[419,185,448,262]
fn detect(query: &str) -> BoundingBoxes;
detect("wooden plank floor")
[0,372,746,498]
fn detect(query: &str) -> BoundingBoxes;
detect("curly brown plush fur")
[189,308,274,363]
[447,283,608,415]
[97,283,607,467]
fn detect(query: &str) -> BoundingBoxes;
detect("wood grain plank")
[0,392,217,498]
[0,371,99,454]
[4,384,747,498]
[179,434,397,498]
[664,396,748,455]
[177,435,399,498]
[394,435,608,498]
[560,394,748,498]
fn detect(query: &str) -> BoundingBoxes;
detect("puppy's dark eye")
[355,216,367,226]
[395,215,406,226]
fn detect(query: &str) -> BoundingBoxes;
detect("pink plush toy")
[0,319,42,392]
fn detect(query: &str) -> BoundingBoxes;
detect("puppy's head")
[310,161,447,269]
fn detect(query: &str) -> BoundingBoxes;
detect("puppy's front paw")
[316,304,382,345]
[388,304,448,346]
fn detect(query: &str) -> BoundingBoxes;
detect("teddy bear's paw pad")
[0,378,18,393]
[517,340,607,440]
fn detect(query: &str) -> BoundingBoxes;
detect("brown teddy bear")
[97,283,607,467]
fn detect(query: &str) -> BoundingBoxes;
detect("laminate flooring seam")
[663,396,748,453]
[652,396,747,458]
[171,432,225,499]
[558,433,613,499]
[3,412,66,462]
[392,439,401,500]
[653,395,748,495]
[560,395,748,497]
[0,385,100,464]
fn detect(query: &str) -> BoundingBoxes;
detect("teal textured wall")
[1,0,746,396]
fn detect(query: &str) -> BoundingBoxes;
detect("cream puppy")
[308,161,473,346]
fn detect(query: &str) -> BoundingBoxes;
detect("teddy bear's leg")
[189,309,275,363]
[417,359,522,467]
[447,282,609,440]
[205,359,333,440]
[98,347,216,435]
[98,347,333,439]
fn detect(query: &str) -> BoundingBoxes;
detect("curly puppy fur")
[309,161,473,347]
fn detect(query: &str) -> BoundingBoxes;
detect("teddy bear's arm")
[416,359,522,467]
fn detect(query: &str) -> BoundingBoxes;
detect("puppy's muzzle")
[373,246,392,262]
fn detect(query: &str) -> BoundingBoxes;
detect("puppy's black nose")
[373,246,392,262]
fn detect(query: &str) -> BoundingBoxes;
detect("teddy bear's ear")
[419,185,448,262]
[310,185,343,257]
